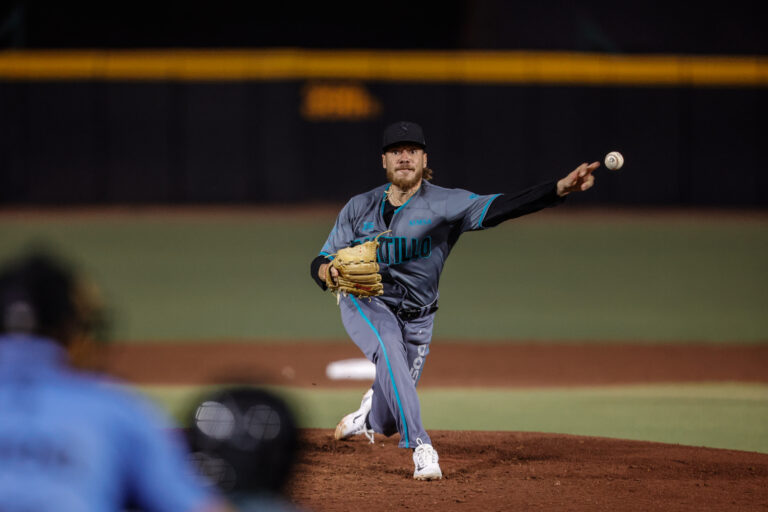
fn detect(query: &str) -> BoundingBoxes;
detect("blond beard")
[387,166,423,190]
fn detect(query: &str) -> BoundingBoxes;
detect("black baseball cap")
[382,121,426,151]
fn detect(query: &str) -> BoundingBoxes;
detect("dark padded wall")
[1,81,766,206]
[1,1,765,206]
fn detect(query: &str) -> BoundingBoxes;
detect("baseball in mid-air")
[604,151,624,170]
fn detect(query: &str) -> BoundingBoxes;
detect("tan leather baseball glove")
[326,232,388,298]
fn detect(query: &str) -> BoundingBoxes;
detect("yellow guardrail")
[0,49,766,86]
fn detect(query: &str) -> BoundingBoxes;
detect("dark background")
[1,1,766,206]
[4,2,767,54]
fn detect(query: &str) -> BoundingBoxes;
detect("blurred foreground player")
[0,251,229,512]
[187,386,303,511]
[310,121,597,480]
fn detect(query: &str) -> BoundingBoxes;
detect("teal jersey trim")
[350,296,409,448]
[394,192,416,215]
[380,184,392,216]
[319,251,335,260]
[380,183,418,217]
[477,194,502,229]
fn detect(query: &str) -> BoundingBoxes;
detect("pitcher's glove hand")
[326,233,388,298]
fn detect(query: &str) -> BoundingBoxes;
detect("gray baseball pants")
[340,295,434,449]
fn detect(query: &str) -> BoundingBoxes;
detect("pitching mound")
[105,341,768,509]
[288,429,768,512]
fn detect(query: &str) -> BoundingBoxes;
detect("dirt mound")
[105,341,768,509]
[288,429,768,511]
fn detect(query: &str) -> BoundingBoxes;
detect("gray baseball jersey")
[320,180,501,312]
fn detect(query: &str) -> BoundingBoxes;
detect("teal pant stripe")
[350,296,410,448]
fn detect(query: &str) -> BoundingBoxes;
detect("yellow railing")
[0,49,766,86]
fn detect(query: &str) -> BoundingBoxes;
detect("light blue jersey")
[0,335,216,512]
[320,180,501,310]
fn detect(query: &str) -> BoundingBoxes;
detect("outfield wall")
[1,50,767,207]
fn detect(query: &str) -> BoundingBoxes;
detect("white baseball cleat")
[413,439,442,480]
[334,388,374,443]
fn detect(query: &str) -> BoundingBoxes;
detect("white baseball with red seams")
[604,151,624,170]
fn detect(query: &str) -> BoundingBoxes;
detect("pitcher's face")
[382,144,427,189]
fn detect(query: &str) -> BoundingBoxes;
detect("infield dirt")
[107,341,768,511]
[291,429,768,512]
[107,342,768,387]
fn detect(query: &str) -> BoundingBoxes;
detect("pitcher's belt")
[386,303,438,321]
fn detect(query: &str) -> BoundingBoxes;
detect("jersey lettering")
[352,236,432,266]
[410,344,429,381]
[0,436,76,469]
[378,236,431,265]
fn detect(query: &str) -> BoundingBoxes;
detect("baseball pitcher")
[310,121,597,480]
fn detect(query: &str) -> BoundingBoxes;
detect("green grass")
[141,383,768,454]
[0,215,346,341]
[1,211,766,342]
[440,219,768,342]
